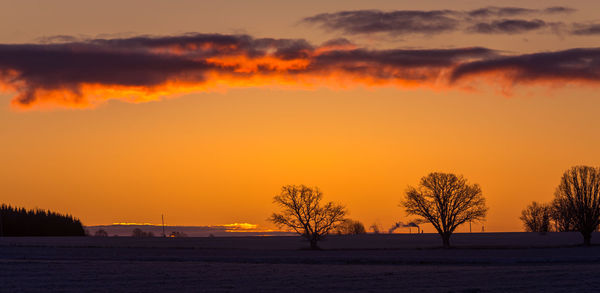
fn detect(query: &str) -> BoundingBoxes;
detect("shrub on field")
[94,229,109,237]
[520,202,552,233]
[335,219,367,235]
[132,228,154,237]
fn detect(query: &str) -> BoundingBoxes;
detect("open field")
[2,233,600,292]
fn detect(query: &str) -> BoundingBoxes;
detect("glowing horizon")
[1,0,600,233]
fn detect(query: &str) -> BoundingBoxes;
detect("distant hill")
[0,204,85,236]
[86,223,296,237]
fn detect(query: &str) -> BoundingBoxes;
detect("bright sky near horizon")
[1,0,600,232]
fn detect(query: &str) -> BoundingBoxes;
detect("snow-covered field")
[1,233,600,292]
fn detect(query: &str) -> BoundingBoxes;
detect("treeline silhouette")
[520,165,600,245]
[271,166,600,249]
[269,174,487,249]
[0,204,85,236]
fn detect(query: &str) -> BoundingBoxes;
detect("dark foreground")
[1,233,600,292]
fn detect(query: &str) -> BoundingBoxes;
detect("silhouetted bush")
[94,229,109,237]
[335,219,366,235]
[0,204,85,236]
[132,228,154,237]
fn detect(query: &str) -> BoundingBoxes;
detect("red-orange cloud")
[0,34,599,109]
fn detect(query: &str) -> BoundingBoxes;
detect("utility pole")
[161,214,166,237]
[469,220,472,233]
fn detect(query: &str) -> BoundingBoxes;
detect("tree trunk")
[442,233,451,248]
[583,231,592,246]
[309,238,319,250]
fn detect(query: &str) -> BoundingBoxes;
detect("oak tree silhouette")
[269,185,346,249]
[553,166,600,246]
[401,172,487,248]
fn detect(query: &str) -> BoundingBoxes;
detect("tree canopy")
[553,166,600,245]
[270,185,346,249]
[402,172,487,248]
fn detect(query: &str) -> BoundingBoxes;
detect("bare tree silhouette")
[553,166,600,246]
[369,223,381,234]
[520,201,552,233]
[269,185,346,249]
[401,172,487,248]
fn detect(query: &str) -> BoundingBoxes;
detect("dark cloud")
[303,10,460,35]
[0,43,213,105]
[1,33,599,109]
[450,48,600,84]
[87,34,315,59]
[36,35,81,44]
[302,6,576,36]
[307,47,494,82]
[0,33,495,107]
[571,24,600,35]
[467,6,536,18]
[319,38,354,48]
[469,19,547,34]
[543,6,577,14]
[312,47,493,69]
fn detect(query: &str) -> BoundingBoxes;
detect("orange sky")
[1,0,600,232]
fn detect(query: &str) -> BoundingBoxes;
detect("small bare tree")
[401,172,487,248]
[369,223,381,234]
[554,166,600,246]
[269,185,346,249]
[520,201,552,233]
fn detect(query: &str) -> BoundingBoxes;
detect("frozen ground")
[1,232,600,292]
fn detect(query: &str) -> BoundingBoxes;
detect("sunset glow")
[1,0,600,234]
